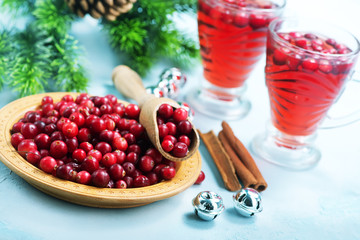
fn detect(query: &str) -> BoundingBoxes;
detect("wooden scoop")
[112,65,200,162]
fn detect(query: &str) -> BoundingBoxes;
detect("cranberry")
[100,104,113,115]
[273,48,290,65]
[69,112,85,127]
[34,121,46,133]
[41,96,53,105]
[101,152,117,168]
[79,142,93,153]
[161,139,174,152]
[177,120,192,135]
[158,104,174,119]
[172,142,188,158]
[65,137,79,153]
[129,123,145,138]
[99,130,114,143]
[11,122,24,133]
[21,123,39,139]
[77,128,92,143]
[44,123,57,136]
[163,135,177,145]
[26,151,41,165]
[61,106,76,118]
[117,118,131,130]
[146,172,159,185]
[249,14,267,29]
[56,164,76,181]
[50,131,65,142]
[109,163,126,181]
[158,124,169,138]
[123,176,133,188]
[194,171,205,184]
[172,108,188,122]
[112,137,128,151]
[112,103,125,117]
[112,150,126,164]
[123,162,136,176]
[115,179,127,189]
[81,156,99,174]
[178,135,191,146]
[89,107,101,116]
[145,148,163,164]
[92,169,110,188]
[125,104,140,119]
[123,133,136,145]
[87,149,102,162]
[319,59,333,73]
[72,149,87,163]
[50,140,68,159]
[11,133,25,148]
[39,156,57,174]
[76,171,91,185]
[17,140,37,157]
[26,112,41,123]
[56,117,70,131]
[95,142,112,155]
[286,53,303,70]
[234,12,249,27]
[127,144,141,155]
[34,133,51,149]
[133,175,150,187]
[104,118,116,131]
[62,122,78,138]
[139,155,155,172]
[90,118,106,134]
[302,58,318,71]
[40,149,50,158]
[160,166,176,180]
[126,152,139,164]
[165,122,177,135]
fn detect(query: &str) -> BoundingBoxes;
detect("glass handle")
[321,70,360,129]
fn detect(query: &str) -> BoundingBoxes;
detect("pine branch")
[9,23,52,97]
[0,29,13,89]
[50,34,88,92]
[0,0,36,16]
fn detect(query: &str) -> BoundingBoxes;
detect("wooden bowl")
[0,92,201,208]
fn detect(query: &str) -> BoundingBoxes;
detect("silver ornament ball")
[233,188,263,217]
[192,191,225,221]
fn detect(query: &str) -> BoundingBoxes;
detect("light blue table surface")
[1,1,360,239]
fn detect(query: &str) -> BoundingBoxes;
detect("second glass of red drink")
[186,0,286,119]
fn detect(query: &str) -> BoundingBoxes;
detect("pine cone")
[65,0,137,21]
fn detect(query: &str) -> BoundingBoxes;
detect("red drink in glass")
[198,0,282,88]
[186,0,285,120]
[266,31,357,136]
[251,17,360,170]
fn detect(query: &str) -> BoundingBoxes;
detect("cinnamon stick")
[198,130,241,192]
[221,121,268,192]
[218,131,258,189]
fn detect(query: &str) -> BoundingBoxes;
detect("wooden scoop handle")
[112,65,154,106]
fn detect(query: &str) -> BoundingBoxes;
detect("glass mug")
[251,17,360,170]
[186,0,286,120]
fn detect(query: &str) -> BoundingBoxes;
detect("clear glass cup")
[251,17,360,170]
[186,0,286,120]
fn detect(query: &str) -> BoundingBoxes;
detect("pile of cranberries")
[157,104,193,158]
[198,0,278,29]
[10,93,180,189]
[270,31,354,74]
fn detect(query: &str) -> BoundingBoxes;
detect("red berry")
[50,140,68,159]
[41,96,53,106]
[123,162,136,176]
[125,104,140,119]
[145,148,163,164]
[172,142,188,158]
[161,166,176,180]
[72,149,87,163]
[112,137,128,151]
[178,135,191,146]
[163,135,177,145]
[158,124,169,138]
[76,171,91,185]
[133,175,150,187]
[249,14,267,29]
[115,179,127,189]
[81,156,99,174]
[194,170,205,184]
[273,48,290,65]
[234,12,249,27]
[113,150,126,164]
[101,153,117,168]
[161,139,174,152]
[56,117,71,131]
[69,112,85,127]
[109,163,126,181]
[173,108,188,122]
[17,140,38,157]
[26,150,41,165]
[158,104,174,119]
[21,123,39,139]
[177,120,192,135]
[319,59,333,73]
[126,152,139,164]
[62,122,78,138]
[87,149,102,162]
[79,141,93,153]
[165,122,177,135]
[112,103,125,117]
[56,164,76,181]
[95,142,112,155]
[302,58,318,71]
[11,133,25,149]
[11,122,24,134]
[77,128,92,143]
[139,155,155,172]
[90,118,106,134]
[39,156,57,174]
[34,133,51,149]
[146,172,159,185]
[92,169,110,188]
[129,123,145,138]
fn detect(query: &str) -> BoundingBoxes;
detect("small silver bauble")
[233,188,263,217]
[160,67,187,89]
[192,191,225,221]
